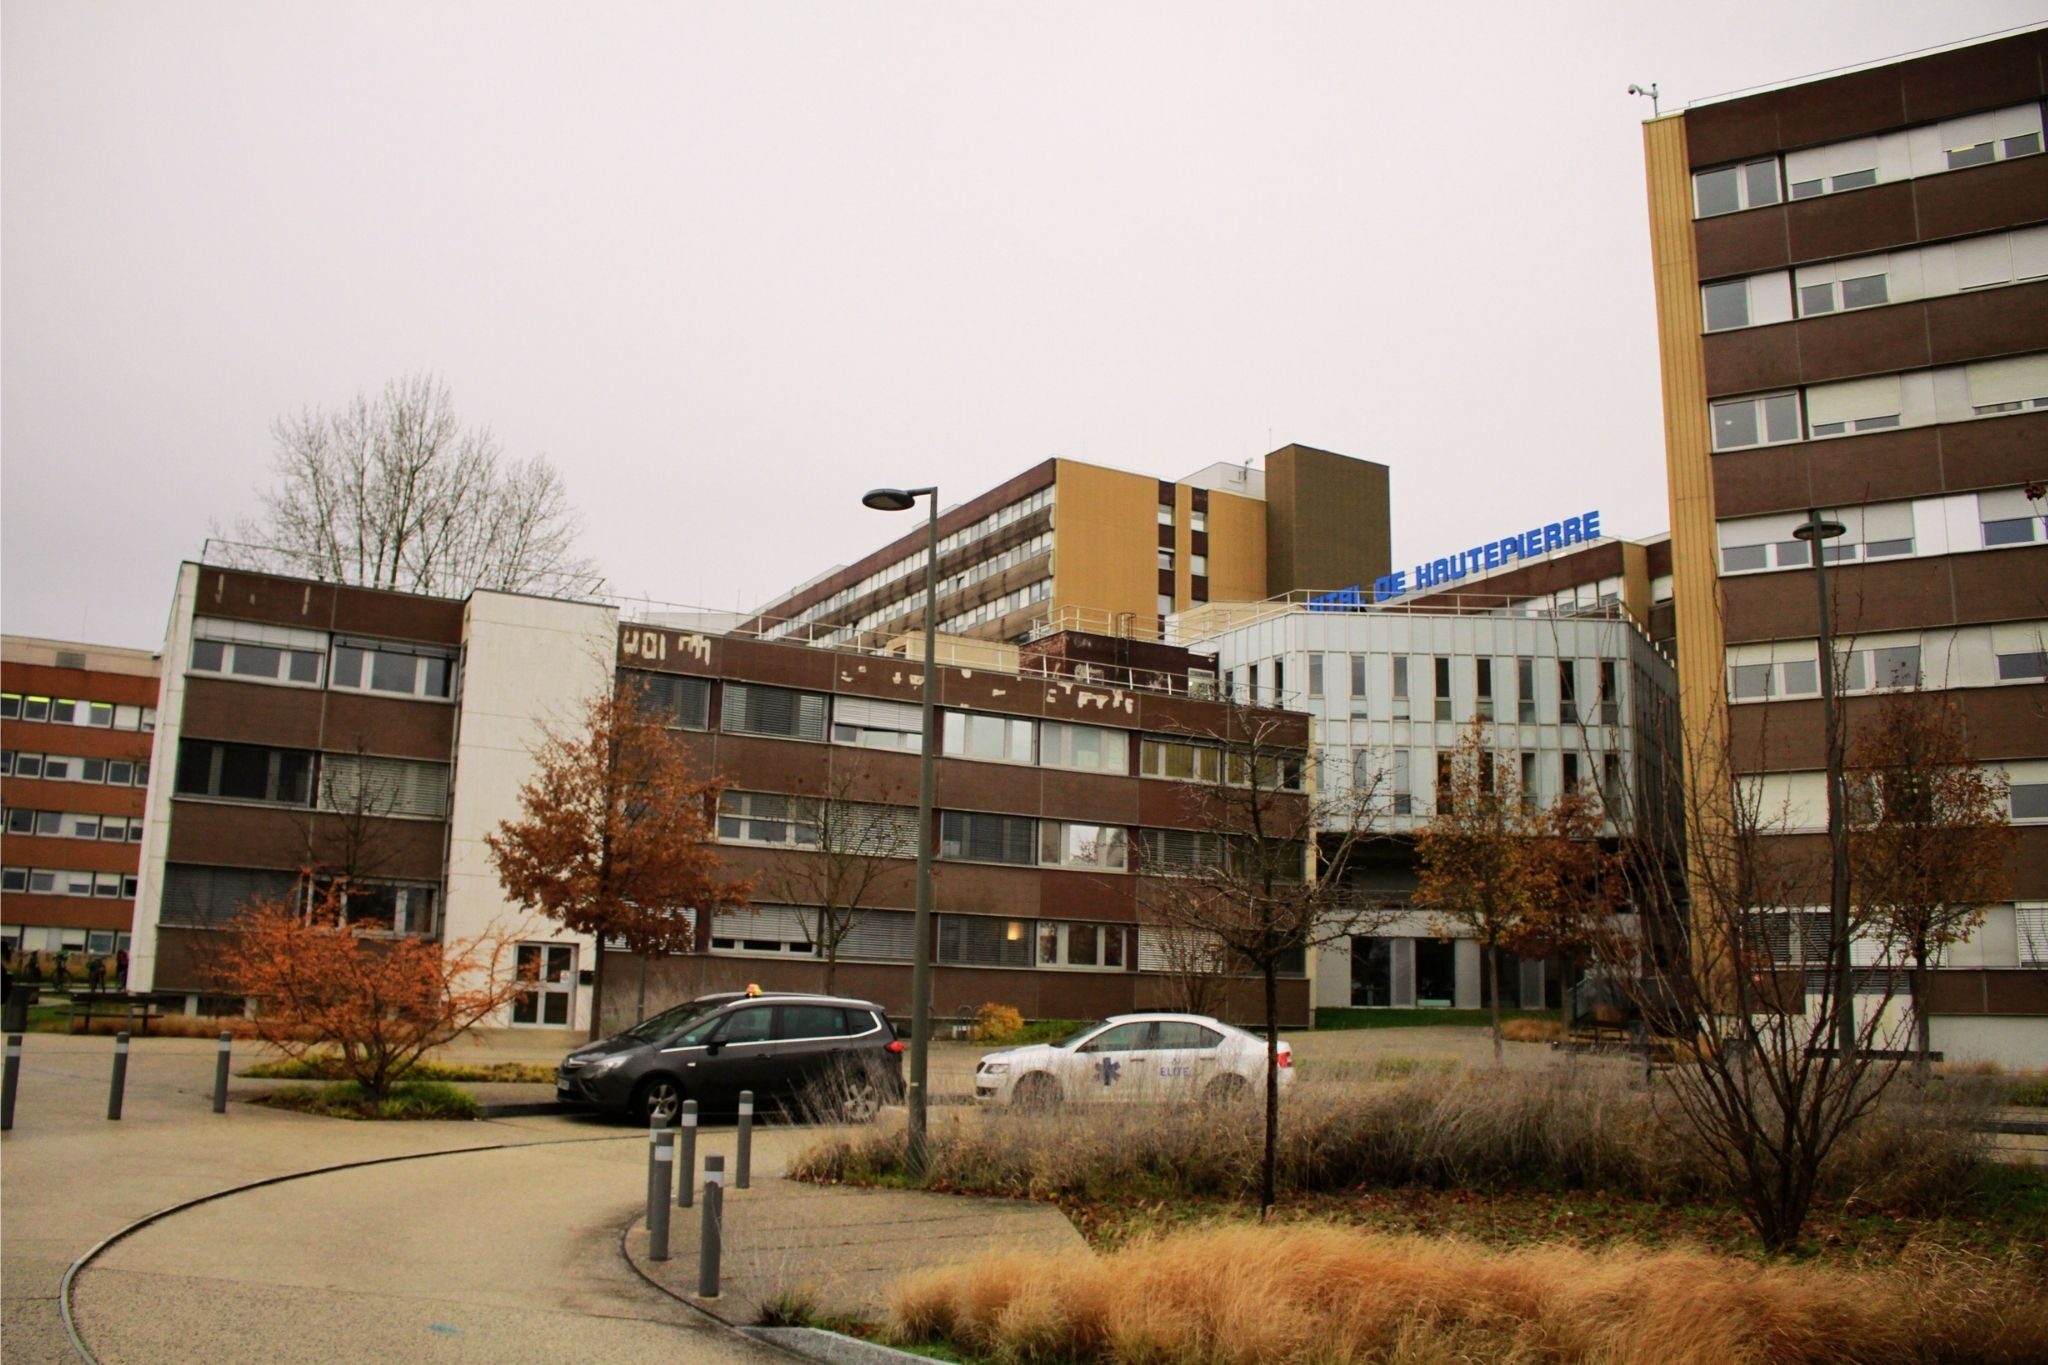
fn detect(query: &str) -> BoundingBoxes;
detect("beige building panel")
[1051,460,1162,628]
[1203,489,1267,605]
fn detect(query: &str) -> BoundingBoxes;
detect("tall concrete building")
[1642,28,2048,1064]
[746,444,1390,649]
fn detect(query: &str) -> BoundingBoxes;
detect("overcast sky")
[5,2,2042,651]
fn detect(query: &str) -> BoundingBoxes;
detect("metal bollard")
[109,1031,131,1121]
[697,1153,724,1299]
[2,1034,21,1131]
[736,1089,753,1189]
[676,1100,698,1208]
[646,1123,674,1261]
[212,1031,231,1113]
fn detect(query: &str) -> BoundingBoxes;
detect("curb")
[744,1326,935,1363]
[477,1100,581,1118]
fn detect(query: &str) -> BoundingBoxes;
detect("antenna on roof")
[1627,82,1661,116]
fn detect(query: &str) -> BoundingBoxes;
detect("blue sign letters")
[1372,508,1601,603]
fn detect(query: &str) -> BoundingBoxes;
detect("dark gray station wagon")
[556,992,903,1124]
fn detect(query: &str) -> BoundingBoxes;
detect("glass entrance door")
[512,943,576,1026]
[1351,936,1392,1006]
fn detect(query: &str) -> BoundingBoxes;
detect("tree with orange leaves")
[213,882,526,1100]
[488,679,752,1039]
[1413,724,1615,1063]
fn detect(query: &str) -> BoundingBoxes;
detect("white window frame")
[1693,158,1781,218]
[1035,920,1126,971]
[1038,821,1129,873]
[941,710,1035,765]
[328,638,455,701]
[1710,391,1803,452]
[717,791,820,848]
[1039,721,1129,774]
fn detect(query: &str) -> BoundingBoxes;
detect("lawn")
[1313,1005,1557,1031]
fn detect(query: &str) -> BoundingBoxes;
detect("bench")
[64,992,166,1036]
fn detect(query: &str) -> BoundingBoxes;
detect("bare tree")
[1600,694,1910,1252]
[1847,690,2013,1086]
[1138,703,1391,1216]
[756,763,916,995]
[221,372,597,598]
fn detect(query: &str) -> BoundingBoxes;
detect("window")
[174,740,314,806]
[942,711,1034,763]
[326,637,453,698]
[722,683,828,740]
[1475,659,1493,720]
[1693,159,1780,217]
[1559,661,1579,724]
[831,696,923,752]
[1190,553,1207,577]
[1598,661,1618,725]
[1516,657,1535,723]
[1563,752,1581,792]
[1157,548,1175,571]
[2012,783,2048,823]
[1711,392,1801,451]
[1996,648,2047,682]
[1433,657,1451,722]
[1521,751,1538,805]
[1348,654,1368,701]
[1139,737,1221,783]
[1157,594,1174,618]
[718,791,820,847]
[1807,374,1903,437]
[1979,487,2044,547]
[1225,750,1304,792]
[1392,656,1409,718]
[937,915,1034,967]
[1272,659,1285,702]
[709,906,815,955]
[317,754,450,819]
[1435,752,1455,814]
[1190,509,1206,533]
[1966,354,2048,416]
[1729,653,1821,702]
[1392,750,1412,816]
[633,673,711,729]
[1157,503,1175,527]
[1039,821,1128,871]
[190,618,328,687]
[1702,279,1750,331]
[1307,654,1324,699]
[159,864,301,926]
[1838,643,1921,693]
[940,810,1036,865]
[1136,827,1226,873]
[1040,721,1129,773]
[1038,921,1125,969]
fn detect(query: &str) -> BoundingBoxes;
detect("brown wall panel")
[1794,304,1935,387]
[1720,556,1956,643]
[716,636,840,691]
[1038,871,1135,923]
[165,800,445,879]
[0,894,135,931]
[1900,33,2048,124]
[1694,203,1793,280]
[706,734,836,795]
[1135,777,1206,829]
[1775,65,1906,150]
[1805,429,1950,510]
[1701,323,1802,398]
[0,836,136,874]
[1785,181,1922,266]
[320,692,456,760]
[2013,824,2048,900]
[932,757,1042,816]
[1038,769,1141,825]
[179,677,325,748]
[150,927,221,993]
[1,721,157,763]
[1730,685,2048,772]
[1948,546,2048,627]
[329,588,464,645]
[929,862,1040,920]
[1942,411,2048,493]
[1914,153,2048,244]
[3,662,159,707]
[193,569,339,633]
[1685,96,1782,171]
[0,779,144,819]
[823,750,922,806]
[1924,970,2048,1017]
[1925,278,2048,366]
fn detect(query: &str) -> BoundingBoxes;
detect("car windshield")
[622,998,723,1042]
[1054,1021,1109,1050]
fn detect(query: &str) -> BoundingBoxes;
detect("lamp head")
[1793,519,1848,542]
[862,488,918,513]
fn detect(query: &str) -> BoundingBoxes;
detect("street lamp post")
[1793,509,1855,1066]
[861,485,939,1176]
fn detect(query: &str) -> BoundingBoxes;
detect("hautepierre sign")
[1305,508,1603,609]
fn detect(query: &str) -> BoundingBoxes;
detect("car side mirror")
[704,1039,724,1054]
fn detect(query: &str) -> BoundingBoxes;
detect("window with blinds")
[937,914,1034,967]
[2018,905,2048,968]
[718,791,820,847]
[318,755,451,819]
[1979,487,2044,548]
[831,696,924,752]
[824,801,919,859]
[839,909,915,961]
[1135,828,1225,873]
[1965,353,2048,415]
[1139,737,1221,782]
[160,864,300,926]
[722,683,828,740]
[631,672,711,729]
[939,810,1036,865]
[1040,721,1130,773]
[709,905,819,954]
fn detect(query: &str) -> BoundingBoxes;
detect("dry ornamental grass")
[887,1224,2048,1364]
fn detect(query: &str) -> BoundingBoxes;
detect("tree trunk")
[1261,966,1281,1219]
[821,909,837,996]
[1488,944,1503,1065]
[636,952,649,1024]
[588,941,607,1042]
[1912,953,1931,1091]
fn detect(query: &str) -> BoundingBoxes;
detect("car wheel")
[633,1076,684,1126]
[1204,1073,1251,1106]
[1012,1073,1061,1111]
[837,1075,882,1124]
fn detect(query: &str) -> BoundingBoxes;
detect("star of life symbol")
[1095,1056,1122,1087]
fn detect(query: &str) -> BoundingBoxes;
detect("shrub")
[251,1079,479,1121]
[2007,1076,2048,1108]
[1501,1016,1566,1043]
[885,1225,2048,1363]
[791,1066,1991,1215]
[971,1003,1024,1043]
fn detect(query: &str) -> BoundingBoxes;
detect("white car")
[974,1012,1293,1107]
